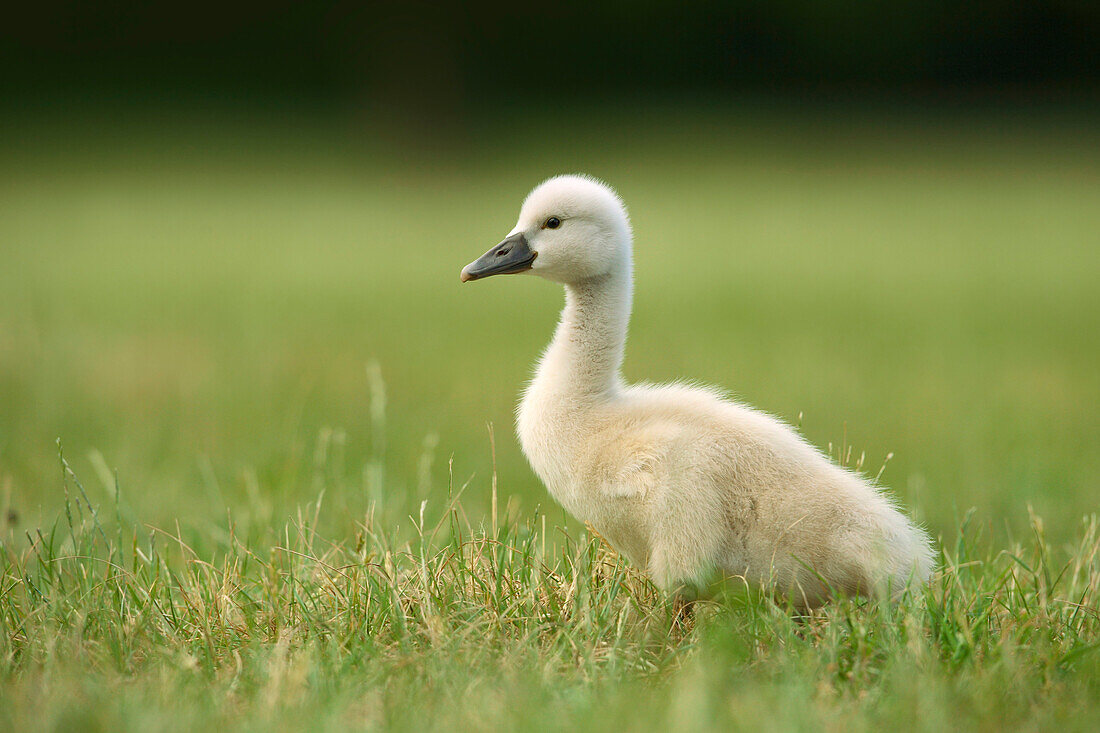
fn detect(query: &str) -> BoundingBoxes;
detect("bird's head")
[461,175,632,286]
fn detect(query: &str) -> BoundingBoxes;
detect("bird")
[460,174,934,608]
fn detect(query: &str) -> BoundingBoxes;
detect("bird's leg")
[672,596,695,628]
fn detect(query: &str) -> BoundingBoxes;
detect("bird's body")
[463,175,934,607]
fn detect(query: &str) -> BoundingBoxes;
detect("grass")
[1,104,1099,729]
[1,447,1098,731]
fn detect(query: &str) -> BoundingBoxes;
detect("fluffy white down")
[470,174,935,608]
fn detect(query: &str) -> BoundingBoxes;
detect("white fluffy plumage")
[463,174,934,607]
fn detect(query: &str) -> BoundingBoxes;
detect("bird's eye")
[545,217,561,229]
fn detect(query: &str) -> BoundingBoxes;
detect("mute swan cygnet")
[460,175,934,607]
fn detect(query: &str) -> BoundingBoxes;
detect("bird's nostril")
[496,247,511,257]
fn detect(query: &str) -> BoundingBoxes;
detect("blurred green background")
[1,2,1098,545]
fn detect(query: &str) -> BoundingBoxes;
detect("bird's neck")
[535,262,633,401]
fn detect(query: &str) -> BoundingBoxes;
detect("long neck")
[535,260,633,400]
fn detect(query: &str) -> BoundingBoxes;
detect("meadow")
[1,105,1098,730]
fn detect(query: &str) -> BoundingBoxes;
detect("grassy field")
[1,106,1099,730]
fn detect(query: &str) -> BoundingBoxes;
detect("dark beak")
[460,232,537,282]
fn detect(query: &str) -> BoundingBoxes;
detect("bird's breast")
[516,393,598,516]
